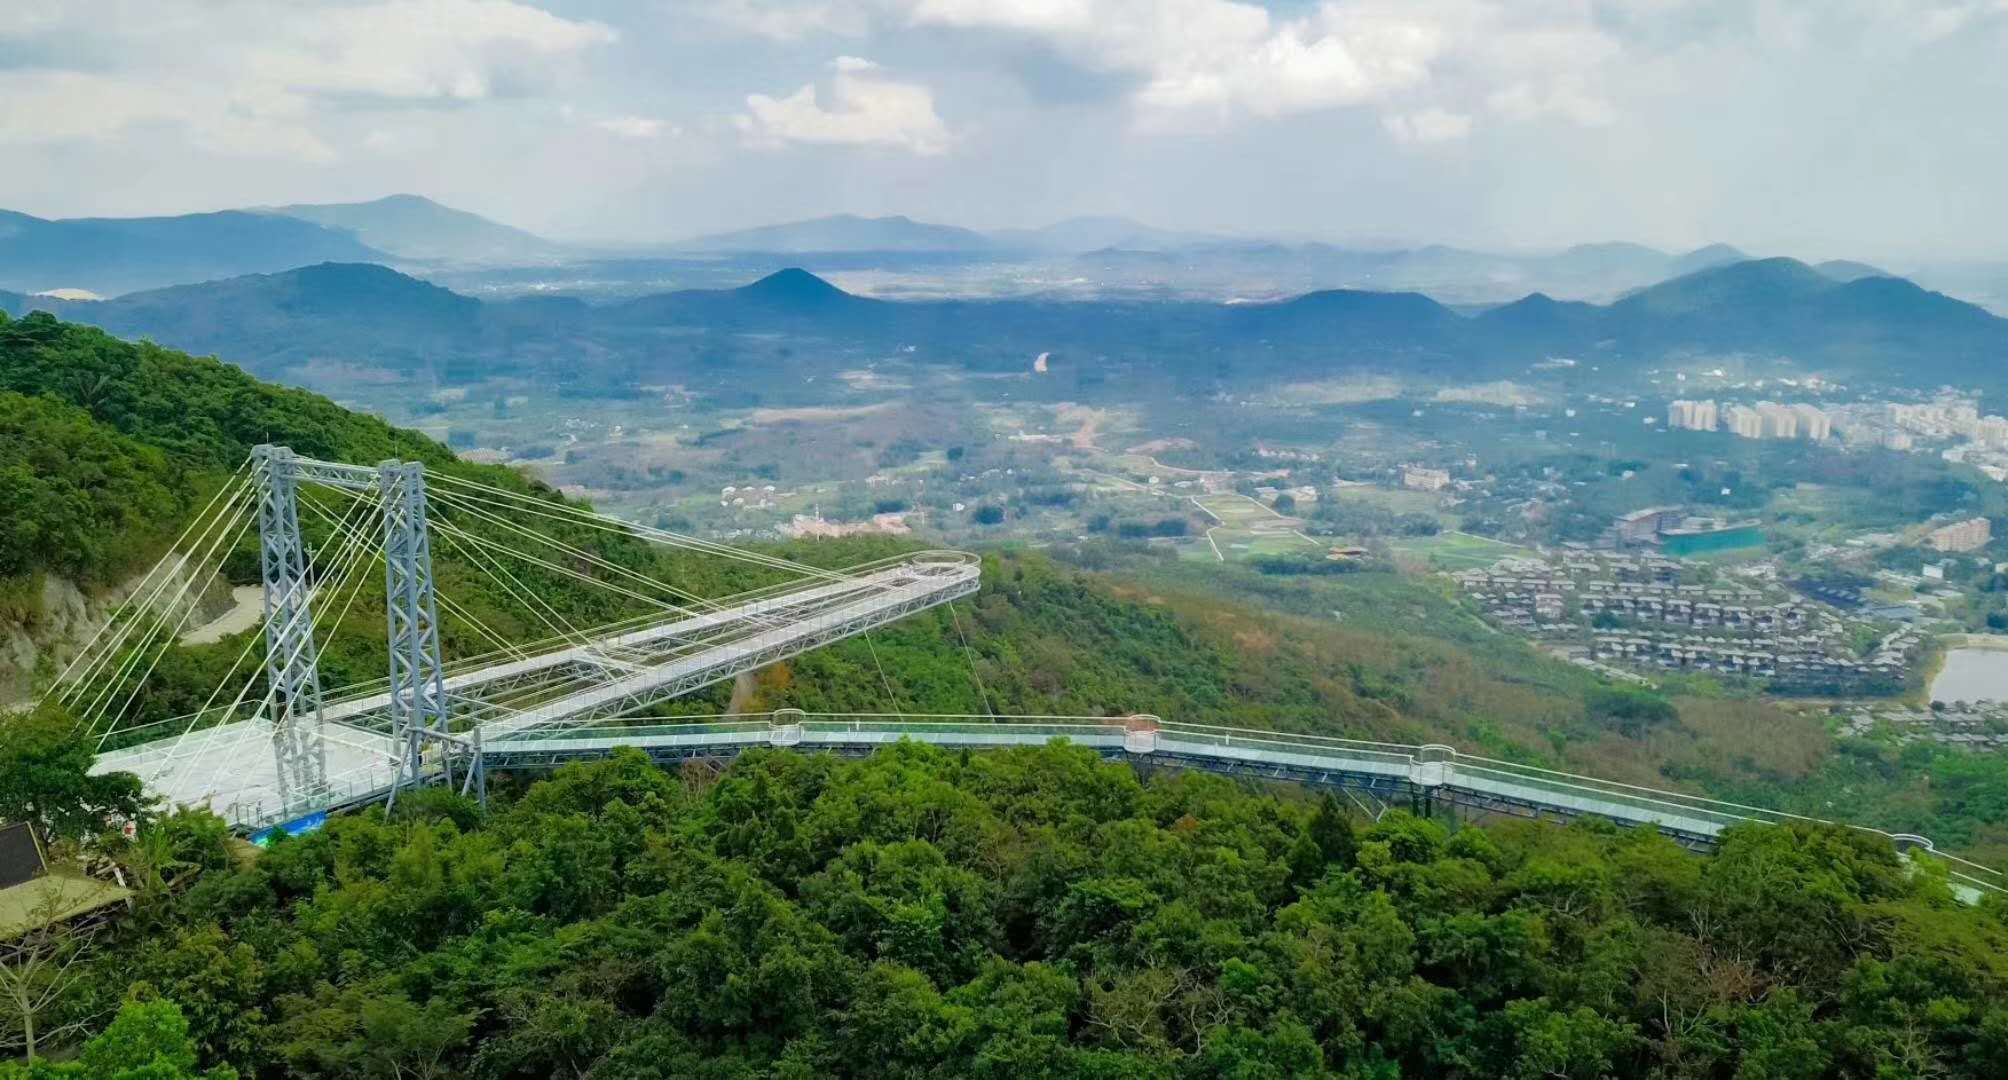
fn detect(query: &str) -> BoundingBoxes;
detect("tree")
[0,703,150,840]
[1307,793,1358,869]
[0,888,101,1062]
[0,998,236,1079]
[76,998,234,1079]
[1587,688,1678,739]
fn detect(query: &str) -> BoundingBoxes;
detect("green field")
[1192,492,1278,524]
[1388,529,1526,570]
[1187,494,1323,562]
[1324,484,1450,518]
[1218,530,1321,558]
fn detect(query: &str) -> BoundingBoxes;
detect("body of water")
[1930,643,2008,703]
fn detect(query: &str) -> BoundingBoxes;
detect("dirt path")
[180,586,263,645]
[726,669,760,713]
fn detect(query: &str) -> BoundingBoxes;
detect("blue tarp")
[248,811,328,847]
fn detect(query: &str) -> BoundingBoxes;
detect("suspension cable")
[46,458,253,696]
[425,473,854,581]
[62,471,256,713]
[72,484,258,734]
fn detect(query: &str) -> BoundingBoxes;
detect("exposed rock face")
[2,570,235,709]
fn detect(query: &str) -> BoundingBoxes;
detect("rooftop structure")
[1927,517,1993,553]
[1402,466,1451,492]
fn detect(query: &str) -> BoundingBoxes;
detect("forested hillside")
[0,309,452,588]
[8,746,2008,1077]
[4,302,2008,1077]
[3,307,2005,859]
[0,309,789,703]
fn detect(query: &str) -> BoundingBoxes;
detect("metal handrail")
[469,711,2001,892]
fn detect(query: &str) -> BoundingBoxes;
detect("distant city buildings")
[1614,507,1682,545]
[1927,517,1993,553]
[1665,391,2005,485]
[1889,400,1982,438]
[1402,466,1451,492]
[1725,404,1765,439]
[1792,403,1832,441]
[1678,398,1832,442]
[1979,416,2008,448]
[1667,399,1718,431]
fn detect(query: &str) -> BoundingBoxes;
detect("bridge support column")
[252,445,329,815]
[380,461,452,801]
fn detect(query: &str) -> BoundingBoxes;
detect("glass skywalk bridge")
[476,712,2005,901]
[93,555,980,829]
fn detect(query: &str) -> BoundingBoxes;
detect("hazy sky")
[3,0,2006,258]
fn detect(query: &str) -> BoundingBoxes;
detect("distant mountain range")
[0,208,387,296]
[0,195,564,296]
[7,257,2001,396]
[675,214,1235,255]
[675,214,996,254]
[9,194,2002,315]
[257,194,565,265]
[669,215,1753,298]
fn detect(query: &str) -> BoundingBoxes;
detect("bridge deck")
[473,716,2000,899]
[93,556,978,825]
[98,710,2002,899]
[486,720,1733,839]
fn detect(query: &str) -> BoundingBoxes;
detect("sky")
[2,0,2006,259]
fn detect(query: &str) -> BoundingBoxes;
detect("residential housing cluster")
[1928,517,1994,553]
[1455,551,1920,692]
[1667,399,1832,440]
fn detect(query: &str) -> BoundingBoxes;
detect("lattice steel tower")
[379,460,451,793]
[251,445,329,812]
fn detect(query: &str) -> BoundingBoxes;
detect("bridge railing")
[184,709,2003,899]
[1149,721,1421,775]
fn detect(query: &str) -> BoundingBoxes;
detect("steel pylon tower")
[251,445,329,812]
[379,460,451,794]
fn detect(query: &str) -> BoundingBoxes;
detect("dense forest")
[5,740,2008,1078]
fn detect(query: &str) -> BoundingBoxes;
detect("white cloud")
[594,115,670,138]
[698,0,870,40]
[899,0,1443,117]
[691,1,2008,142]
[0,0,616,161]
[242,0,617,103]
[851,0,1655,134]
[737,59,952,154]
[1383,106,1473,143]
[1486,79,1616,128]
[0,69,340,161]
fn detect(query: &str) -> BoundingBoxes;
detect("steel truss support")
[252,445,330,815]
[482,573,979,738]
[378,460,461,806]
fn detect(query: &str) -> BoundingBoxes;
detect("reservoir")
[1658,523,1763,557]
[1930,642,2008,703]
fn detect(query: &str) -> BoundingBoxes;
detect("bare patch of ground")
[749,401,896,424]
